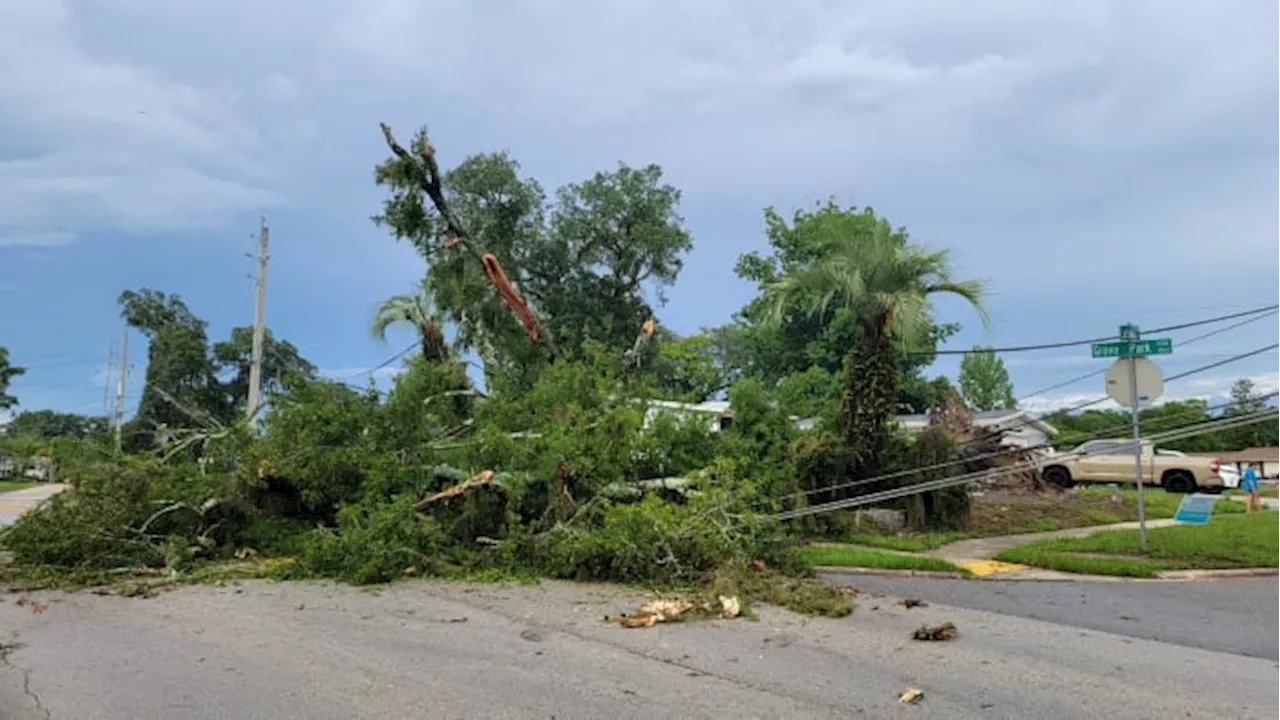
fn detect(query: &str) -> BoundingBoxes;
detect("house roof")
[644,399,733,416]
[895,408,1059,436]
[1190,447,1279,463]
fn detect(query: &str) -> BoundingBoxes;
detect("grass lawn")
[811,487,1248,554]
[967,486,1243,537]
[837,531,970,552]
[0,481,39,494]
[994,510,1279,578]
[1227,487,1279,499]
[799,545,967,574]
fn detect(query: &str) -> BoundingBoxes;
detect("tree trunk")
[420,321,448,363]
[839,325,898,498]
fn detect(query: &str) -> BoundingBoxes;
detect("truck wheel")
[1163,471,1196,494]
[1043,466,1074,488]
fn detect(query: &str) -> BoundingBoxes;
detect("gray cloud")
[1,0,1274,291]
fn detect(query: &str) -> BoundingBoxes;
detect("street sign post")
[1091,339,1173,358]
[1092,324,1172,552]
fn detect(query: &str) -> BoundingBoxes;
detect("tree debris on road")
[898,687,925,704]
[617,594,741,628]
[912,622,957,641]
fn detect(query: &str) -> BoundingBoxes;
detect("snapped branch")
[379,122,560,360]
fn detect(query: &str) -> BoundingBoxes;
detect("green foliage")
[1042,383,1278,452]
[0,346,24,411]
[713,201,964,413]
[370,284,448,362]
[252,379,380,516]
[5,155,1005,607]
[301,497,446,584]
[646,331,725,403]
[373,133,693,382]
[0,458,237,571]
[958,346,1016,411]
[211,326,317,411]
[114,287,318,454]
[2,410,108,440]
[526,489,791,586]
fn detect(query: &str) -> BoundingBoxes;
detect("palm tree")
[764,215,986,489]
[371,285,449,362]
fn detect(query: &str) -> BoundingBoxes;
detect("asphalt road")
[824,573,1280,660]
[0,484,68,528]
[2,579,1276,719]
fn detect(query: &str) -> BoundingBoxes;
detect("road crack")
[0,640,51,719]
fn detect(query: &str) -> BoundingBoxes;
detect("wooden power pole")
[246,218,270,425]
[114,330,128,452]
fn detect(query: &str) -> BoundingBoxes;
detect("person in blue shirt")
[1240,462,1260,512]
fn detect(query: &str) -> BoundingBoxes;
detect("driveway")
[0,484,69,528]
[2,579,1276,719]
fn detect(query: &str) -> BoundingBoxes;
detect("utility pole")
[114,330,128,452]
[103,343,115,418]
[246,218,270,426]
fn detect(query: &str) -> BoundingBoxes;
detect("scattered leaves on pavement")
[14,597,47,614]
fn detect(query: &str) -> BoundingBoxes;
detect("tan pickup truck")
[1039,439,1228,493]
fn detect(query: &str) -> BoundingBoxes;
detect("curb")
[1155,567,1279,580]
[814,566,969,579]
[818,565,1280,583]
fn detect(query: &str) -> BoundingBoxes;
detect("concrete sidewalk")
[0,483,70,527]
[925,518,1181,567]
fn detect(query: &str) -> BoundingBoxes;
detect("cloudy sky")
[2,0,1277,421]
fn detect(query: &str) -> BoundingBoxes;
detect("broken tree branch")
[414,469,497,511]
[379,122,560,359]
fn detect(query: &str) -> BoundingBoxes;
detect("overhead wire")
[775,407,1280,520]
[763,390,1278,507]
[1017,309,1279,402]
[922,304,1278,356]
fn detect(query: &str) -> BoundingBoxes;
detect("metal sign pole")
[1127,335,1149,552]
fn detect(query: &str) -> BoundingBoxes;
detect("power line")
[765,342,1280,506]
[924,304,1278,356]
[766,391,1278,506]
[1017,309,1279,402]
[775,407,1279,520]
[328,341,418,381]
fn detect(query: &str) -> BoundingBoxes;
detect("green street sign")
[1091,339,1173,358]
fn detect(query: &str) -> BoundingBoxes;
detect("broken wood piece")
[414,469,497,510]
[619,597,698,628]
[898,687,924,704]
[718,595,741,619]
[480,253,540,340]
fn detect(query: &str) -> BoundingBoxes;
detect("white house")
[645,403,1057,451]
[642,400,735,433]
[893,409,1059,450]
